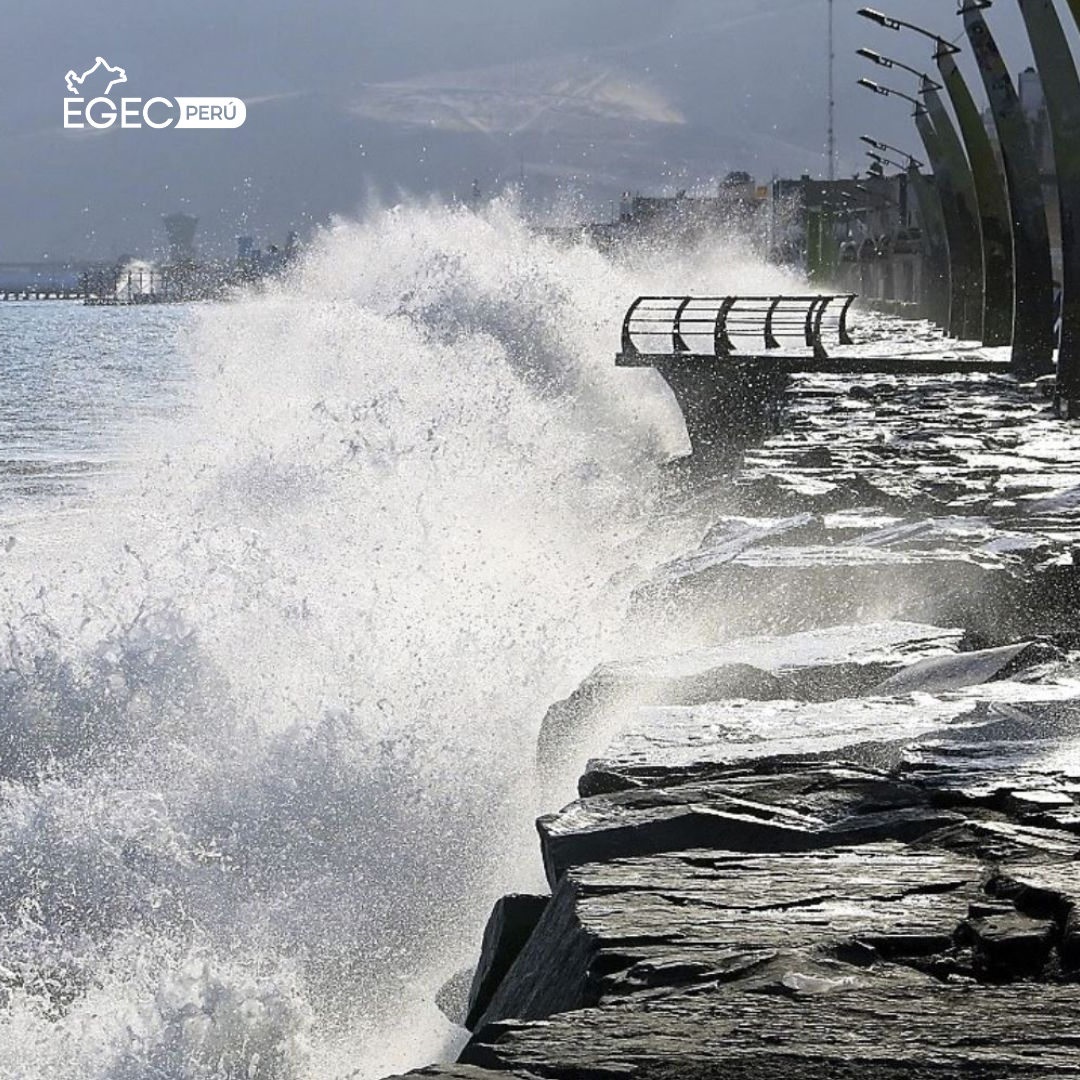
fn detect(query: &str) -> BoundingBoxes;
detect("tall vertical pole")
[937,51,1015,348]
[828,0,837,181]
[921,76,985,341]
[908,164,953,329]
[963,4,1055,378]
[914,108,971,337]
[1016,0,1080,414]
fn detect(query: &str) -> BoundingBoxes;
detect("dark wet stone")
[471,844,980,1032]
[960,912,1057,980]
[463,982,1080,1078]
[538,791,819,885]
[539,766,962,884]
[1005,789,1076,817]
[382,1067,538,1080]
[465,895,549,1032]
[1064,907,1080,967]
[917,818,1080,867]
[992,863,1080,922]
[899,699,1080,815]
[1039,808,1080,834]
[790,446,835,468]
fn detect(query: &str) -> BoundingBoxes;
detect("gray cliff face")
[388,318,1080,1080]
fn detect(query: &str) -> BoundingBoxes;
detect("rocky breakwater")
[389,362,1080,1078]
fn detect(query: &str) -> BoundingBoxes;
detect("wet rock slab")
[538,765,960,883]
[870,639,1051,694]
[899,698,1080,819]
[381,1067,538,1080]
[580,694,979,794]
[580,659,1080,795]
[464,981,1080,1079]
[630,542,1007,643]
[465,895,549,1030]
[539,621,965,773]
[472,844,983,1031]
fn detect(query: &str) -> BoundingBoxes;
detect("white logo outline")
[65,57,127,97]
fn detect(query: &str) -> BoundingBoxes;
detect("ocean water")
[0,199,799,1079]
[0,304,191,520]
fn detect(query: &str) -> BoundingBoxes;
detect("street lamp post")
[919,72,984,341]
[857,8,959,53]
[961,2,1055,378]
[859,135,922,169]
[859,78,972,337]
[860,48,984,340]
[856,48,941,90]
[1015,0,1080,414]
[858,7,1016,352]
[935,50,1014,348]
[859,139,949,325]
[866,150,906,173]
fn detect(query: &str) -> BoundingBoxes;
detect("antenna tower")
[827,0,837,181]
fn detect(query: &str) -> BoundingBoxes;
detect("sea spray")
[0,198,799,1078]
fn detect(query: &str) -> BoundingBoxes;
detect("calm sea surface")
[0,301,192,520]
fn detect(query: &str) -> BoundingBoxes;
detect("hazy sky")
[0,0,1054,261]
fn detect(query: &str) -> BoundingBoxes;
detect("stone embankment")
[393,345,1080,1078]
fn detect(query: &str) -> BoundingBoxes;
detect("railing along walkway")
[616,293,1010,375]
[617,295,856,365]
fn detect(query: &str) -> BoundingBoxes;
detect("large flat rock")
[539,621,965,778]
[382,1067,538,1080]
[581,694,978,794]
[646,513,820,586]
[870,640,1051,695]
[602,621,965,684]
[471,844,982,1032]
[464,981,1080,1079]
[630,543,1005,643]
[918,817,1080,867]
[583,676,1080,795]
[538,765,959,884]
[899,698,1080,822]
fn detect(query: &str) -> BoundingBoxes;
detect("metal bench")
[617,294,857,367]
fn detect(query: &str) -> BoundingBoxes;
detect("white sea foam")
[0,198,798,1078]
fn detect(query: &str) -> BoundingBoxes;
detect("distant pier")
[0,287,88,302]
[0,267,194,305]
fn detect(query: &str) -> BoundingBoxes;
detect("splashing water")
[0,199,799,1079]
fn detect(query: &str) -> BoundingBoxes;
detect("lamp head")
[857,47,892,67]
[858,7,902,30]
[858,78,890,96]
